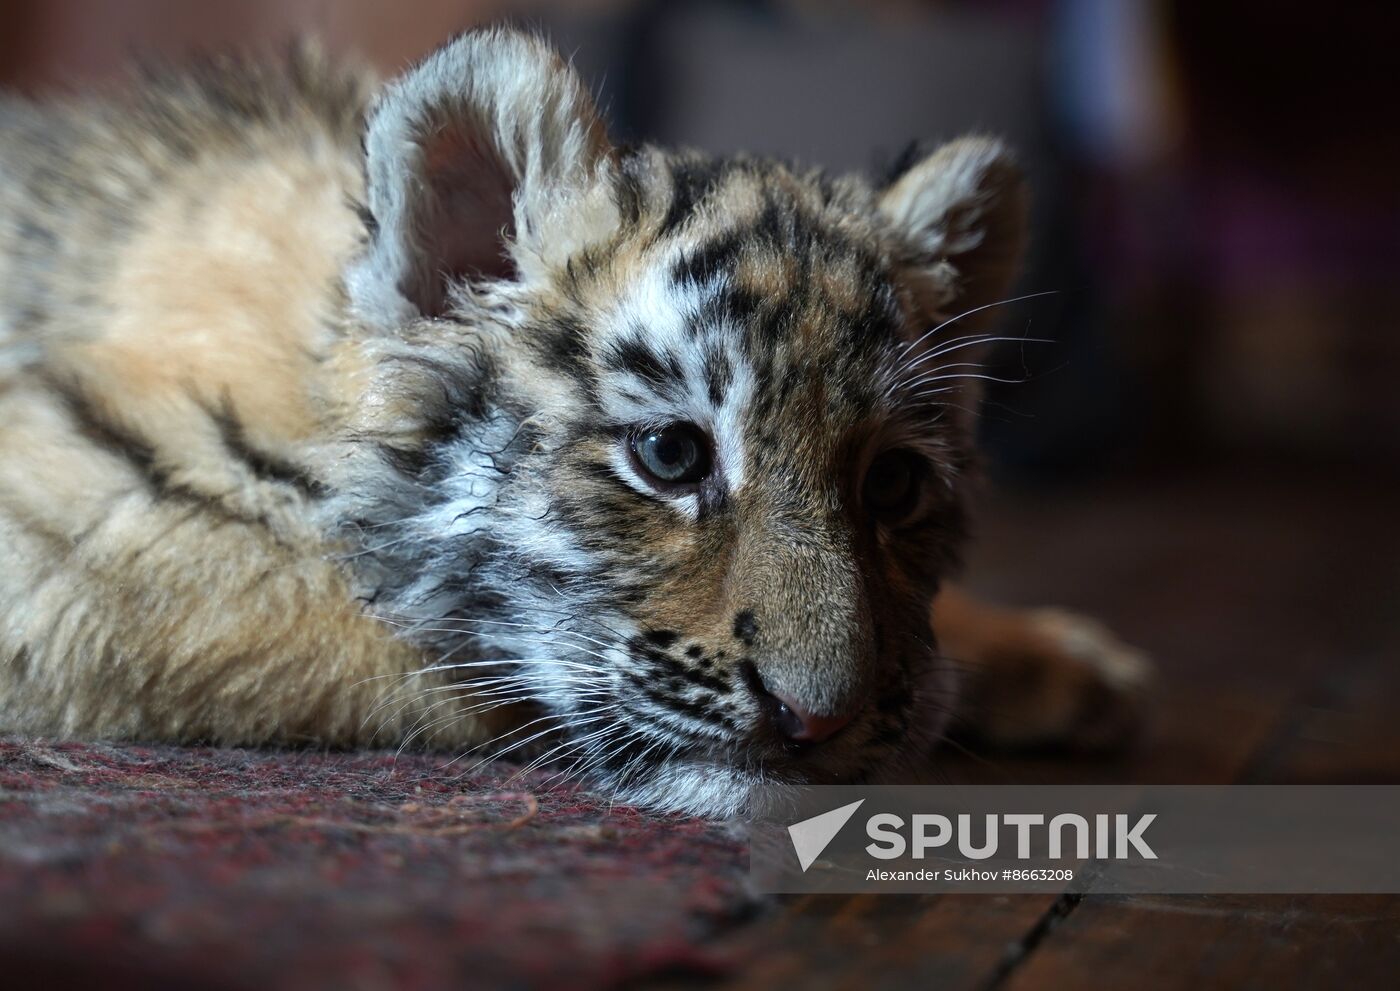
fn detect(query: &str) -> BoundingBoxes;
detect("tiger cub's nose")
[763,687,855,744]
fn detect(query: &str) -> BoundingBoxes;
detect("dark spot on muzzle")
[733,609,758,646]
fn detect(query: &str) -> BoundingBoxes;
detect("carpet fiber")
[0,739,757,989]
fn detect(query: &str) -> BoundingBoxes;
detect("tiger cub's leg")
[933,585,1154,751]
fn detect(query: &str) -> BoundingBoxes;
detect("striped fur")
[0,30,1143,816]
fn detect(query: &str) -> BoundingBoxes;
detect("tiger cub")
[0,29,1148,815]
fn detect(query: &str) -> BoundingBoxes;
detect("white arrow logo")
[787,799,866,871]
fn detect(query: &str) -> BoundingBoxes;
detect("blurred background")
[4,0,1397,481]
[3,0,1399,761]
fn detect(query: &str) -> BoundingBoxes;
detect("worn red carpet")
[0,739,757,989]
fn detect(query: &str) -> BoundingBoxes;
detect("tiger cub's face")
[335,30,1026,815]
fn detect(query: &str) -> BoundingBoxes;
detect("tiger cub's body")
[0,32,1147,815]
[0,51,446,745]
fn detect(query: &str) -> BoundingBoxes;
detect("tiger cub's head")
[334,28,1027,815]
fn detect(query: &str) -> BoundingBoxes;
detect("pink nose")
[767,689,855,744]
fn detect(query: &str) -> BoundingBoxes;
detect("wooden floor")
[697,462,1400,990]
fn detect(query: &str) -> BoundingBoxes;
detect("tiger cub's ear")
[877,137,1028,327]
[347,28,618,325]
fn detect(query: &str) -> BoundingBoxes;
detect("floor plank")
[702,893,1062,991]
[978,468,1400,989]
[998,894,1400,991]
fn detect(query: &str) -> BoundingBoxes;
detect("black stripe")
[703,345,731,408]
[209,399,327,498]
[373,350,496,482]
[534,314,593,385]
[45,374,160,478]
[633,678,738,730]
[611,154,646,231]
[657,157,727,236]
[671,230,745,287]
[603,336,683,392]
[44,375,245,525]
[345,193,378,238]
[6,645,32,682]
[633,641,734,695]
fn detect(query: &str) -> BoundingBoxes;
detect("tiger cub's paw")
[959,608,1155,753]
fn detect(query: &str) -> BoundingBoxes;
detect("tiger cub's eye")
[862,450,924,522]
[631,423,712,487]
